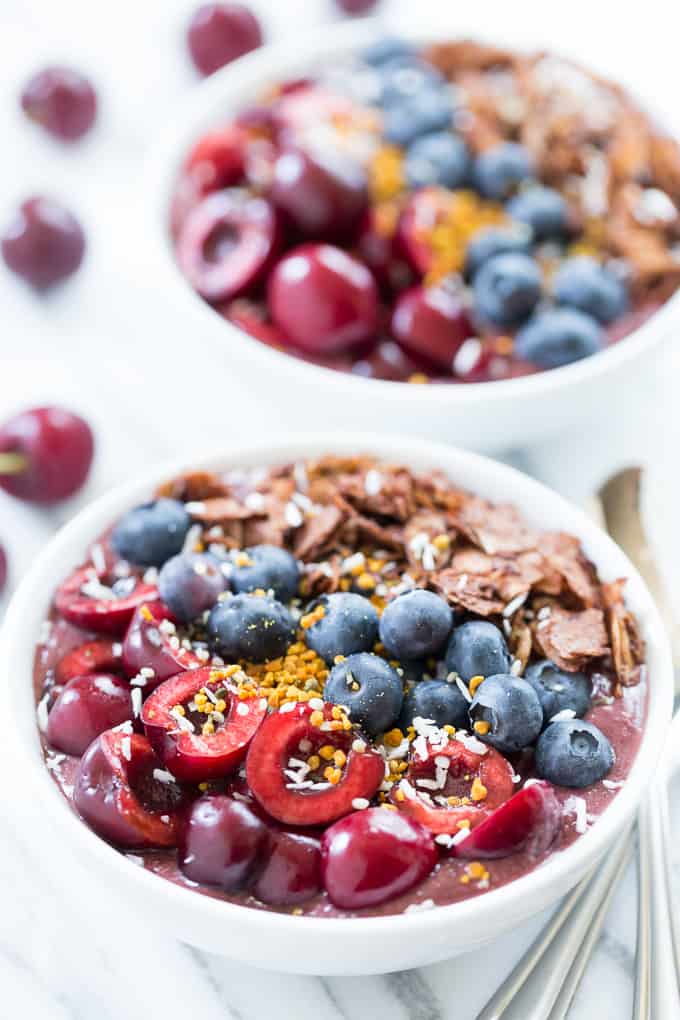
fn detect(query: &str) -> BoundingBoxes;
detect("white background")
[1,1,680,1017]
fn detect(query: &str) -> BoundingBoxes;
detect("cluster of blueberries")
[362,37,628,369]
[111,496,614,790]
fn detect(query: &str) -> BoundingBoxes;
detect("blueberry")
[524,660,591,724]
[469,674,543,754]
[473,252,542,328]
[383,88,453,148]
[553,256,628,323]
[378,57,445,107]
[507,186,570,241]
[304,592,379,664]
[400,678,470,731]
[324,653,403,736]
[363,37,416,67]
[111,499,192,567]
[445,620,512,682]
[207,593,295,662]
[380,589,453,660]
[535,719,614,787]
[228,544,299,602]
[515,308,602,369]
[464,224,532,280]
[158,552,227,622]
[473,143,534,200]
[404,132,471,190]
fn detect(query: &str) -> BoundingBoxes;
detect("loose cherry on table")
[245,702,385,826]
[74,729,186,849]
[47,673,134,756]
[450,781,561,860]
[122,602,202,689]
[55,565,158,635]
[187,3,263,76]
[252,831,322,906]
[1,196,85,290]
[321,807,438,909]
[0,406,94,504]
[21,66,97,142]
[390,284,473,370]
[270,147,368,241]
[141,666,267,783]
[178,794,270,890]
[55,638,123,684]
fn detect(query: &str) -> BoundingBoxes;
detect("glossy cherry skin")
[55,565,158,635]
[270,147,367,240]
[351,339,424,382]
[178,794,270,889]
[355,208,413,293]
[451,781,561,859]
[142,667,267,782]
[21,67,97,141]
[321,807,438,909]
[253,832,322,906]
[2,196,85,289]
[246,702,385,826]
[55,638,123,684]
[391,285,473,371]
[398,187,456,276]
[47,673,134,756]
[185,126,247,195]
[122,602,202,689]
[74,730,186,848]
[177,190,280,303]
[187,4,263,76]
[267,243,379,354]
[0,406,93,504]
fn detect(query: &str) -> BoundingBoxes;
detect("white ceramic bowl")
[142,19,680,453]
[0,434,673,974]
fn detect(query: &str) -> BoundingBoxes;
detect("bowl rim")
[142,17,680,407]
[0,432,673,940]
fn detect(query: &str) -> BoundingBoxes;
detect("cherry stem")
[0,452,28,476]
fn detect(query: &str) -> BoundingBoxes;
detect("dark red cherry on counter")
[391,285,473,371]
[270,147,367,240]
[187,3,262,76]
[142,667,267,782]
[55,639,123,684]
[322,807,437,909]
[47,673,134,756]
[178,794,270,889]
[0,407,93,504]
[267,243,379,354]
[335,0,379,12]
[55,565,158,635]
[21,67,97,142]
[122,602,202,689]
[253,831,322,906]
[177,190,280,303]
[74,729,186,848]
[450,781,561,859]
[246,702,384,826]
[185,126,246,195]
[2,197,85,290]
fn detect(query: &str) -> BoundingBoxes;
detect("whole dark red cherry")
[335,0,379,12]
[0,406,94,504]
[267,243,379,354]
[187,4,262,76]
[252,832,321,906]
[2,196,85,290]
[21,67,97,142]
[391,285,473,371]
[47,673,134,756]
[270,147,367,240]
[178,795,270,889]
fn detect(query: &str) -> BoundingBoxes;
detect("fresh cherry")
[74,730,186,848]
[0,406,94,504]
[398,187,455,276]
[55,639,123,685]
[185,126,246,195]
[451,781,561,859]
[55,565,158,635]
[122,602,202,689]
[177,190,280,302]
[21,67,97,142]
[351,339,424,382]
[335,0,379,12]
[391,285,473,371]
[270,147,367,240]
[142,667,267,782]
[2,196,85,289]
[253,832,322,906]
[47,674,134,756]
[267,243,379,354]
[355,207,413,292]
[321,807,437,909]
[187,4,262,76]
[178,794,270,889]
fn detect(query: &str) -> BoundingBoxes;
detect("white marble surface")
[1,0,680,1016]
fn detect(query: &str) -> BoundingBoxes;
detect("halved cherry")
[47,673,134,756]
[392,740,515,835]
[122,601,202,690]
[185,125,247,195]
[246,702,384,827]
[73,729,186,848]
[450,781,561,860]
[55,638,123,684]
[141,666,267,783]
[55,565,158,635]
[398,187,458,276]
